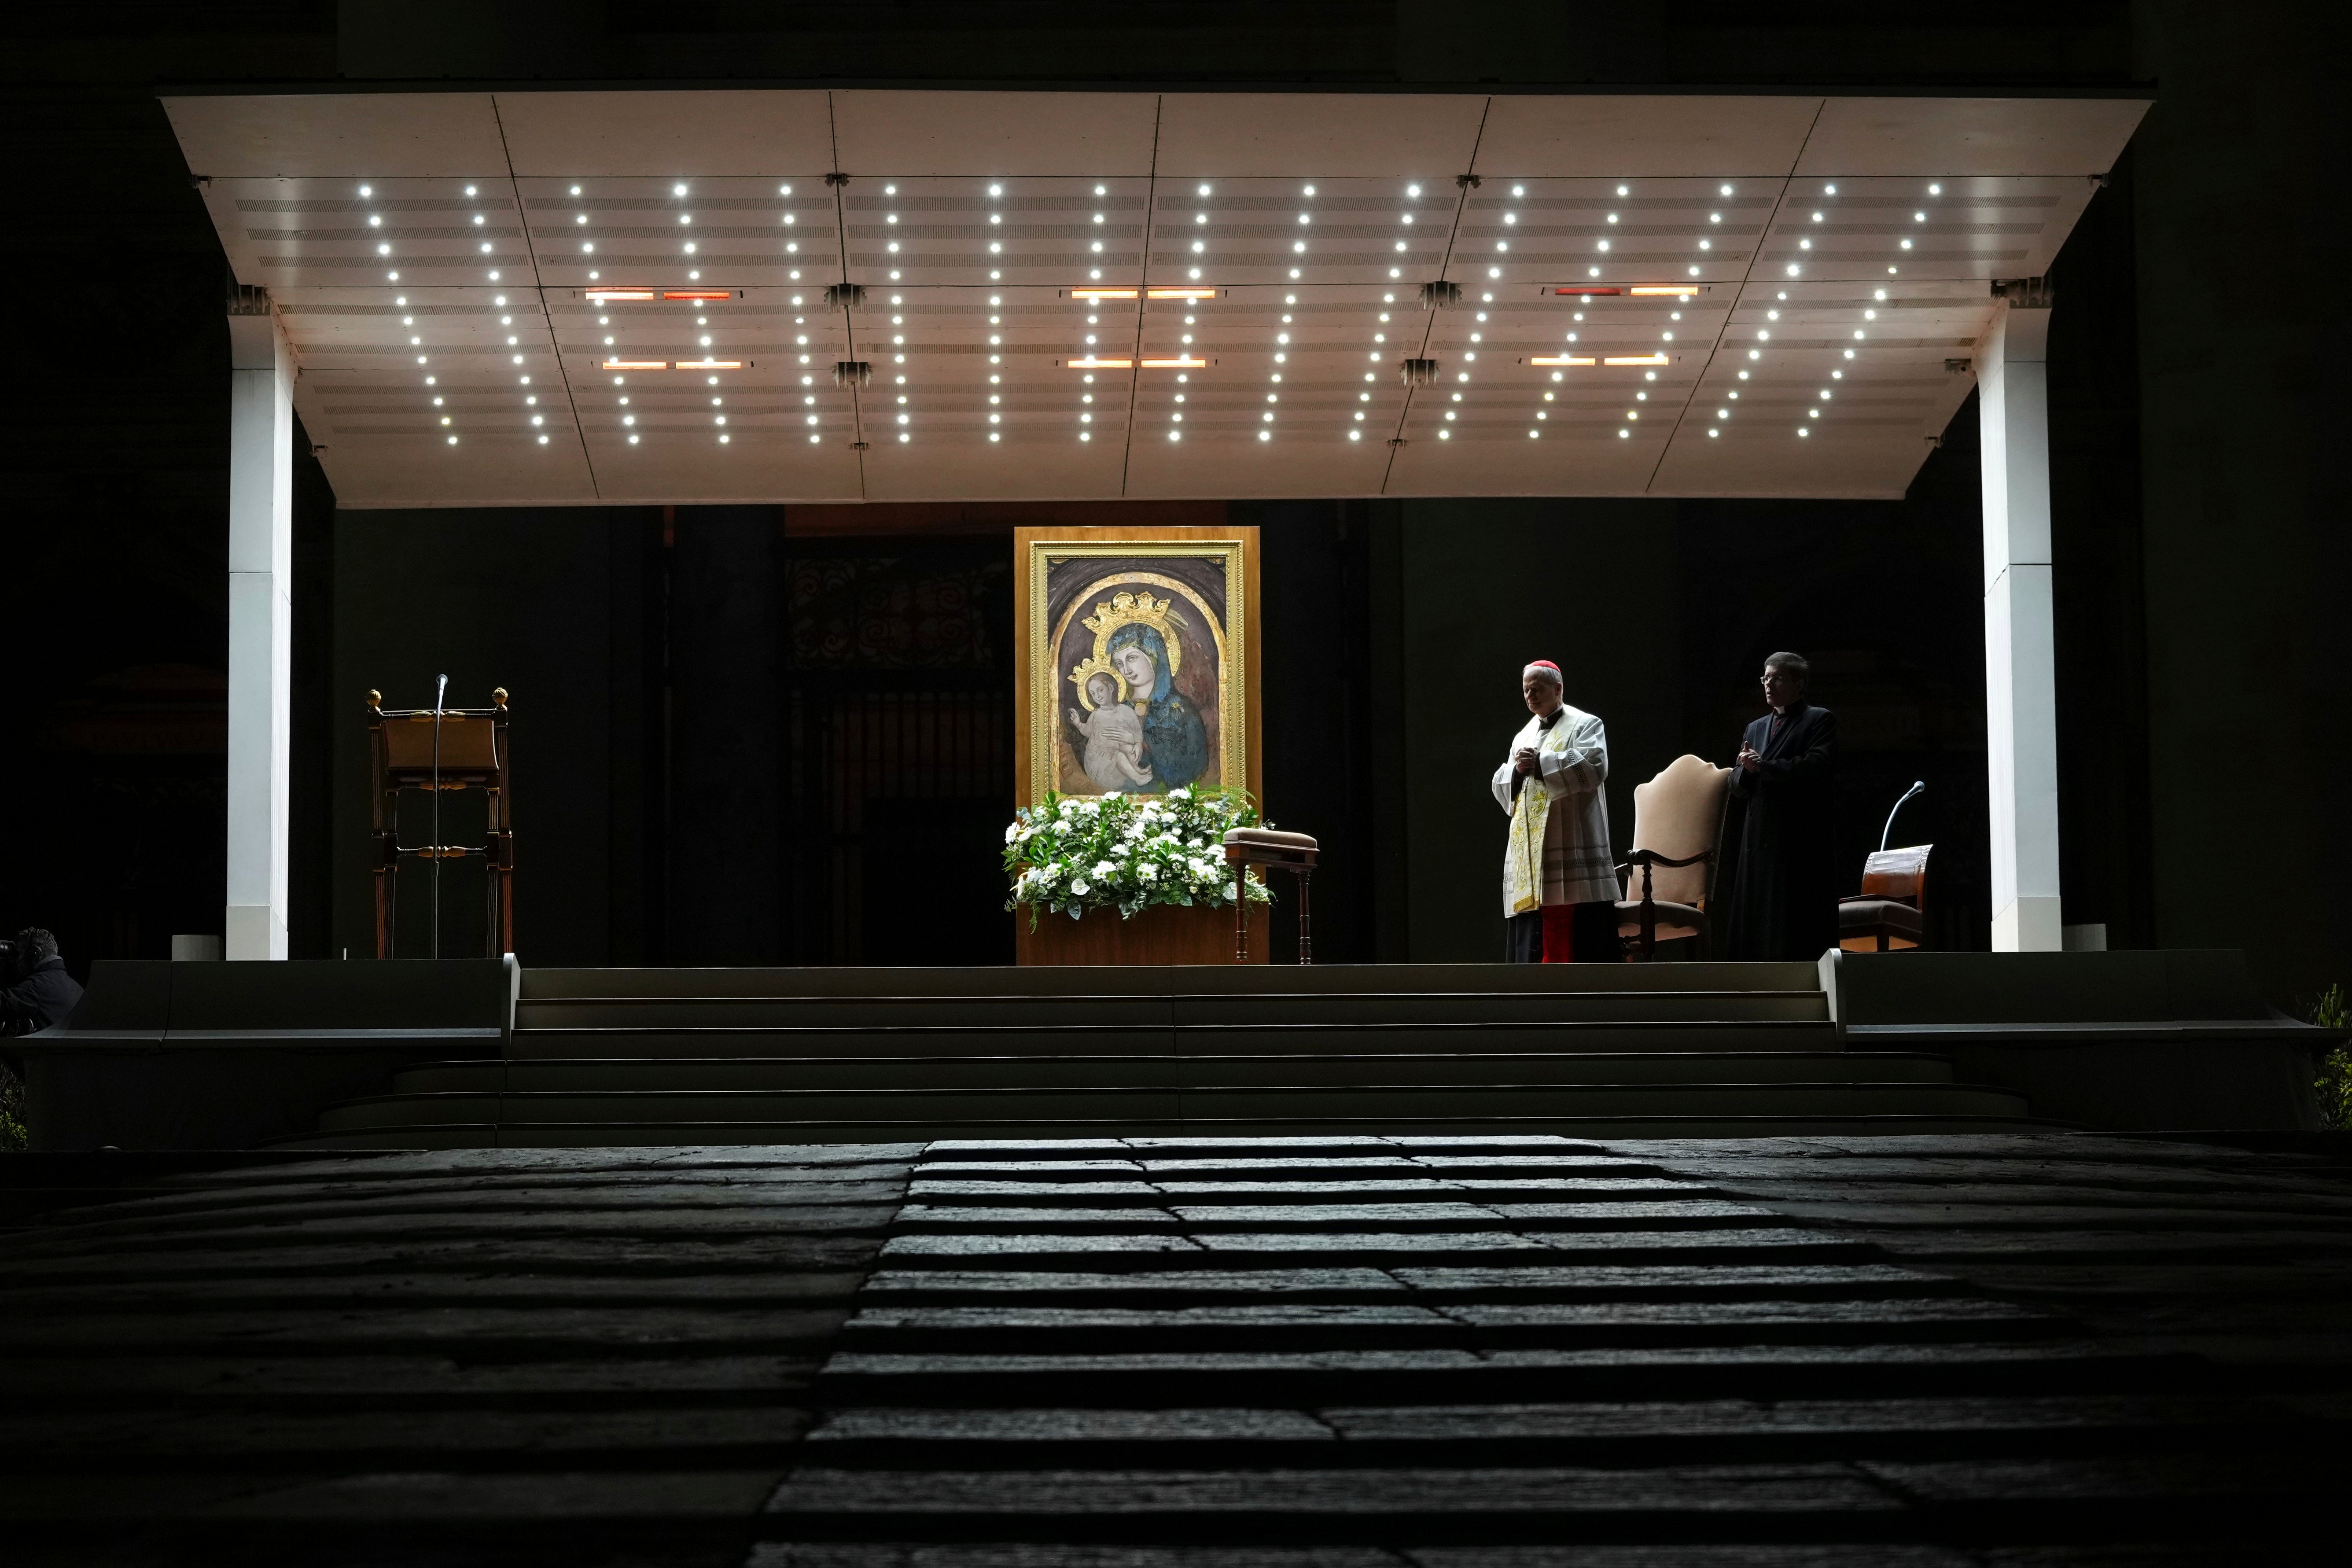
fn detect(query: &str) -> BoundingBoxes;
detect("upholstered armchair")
[1613,755,1732,961]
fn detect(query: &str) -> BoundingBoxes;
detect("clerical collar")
[1536,707,1565,731]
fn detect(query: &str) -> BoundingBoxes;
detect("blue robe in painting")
[1106,622,1212,793]
[1140,692,1209,791]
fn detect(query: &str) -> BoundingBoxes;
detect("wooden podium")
[367,688,514,958]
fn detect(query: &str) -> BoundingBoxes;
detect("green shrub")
[1004,787,1270,929]
[2313,984,2350,1130]
[0,1063,25,1153]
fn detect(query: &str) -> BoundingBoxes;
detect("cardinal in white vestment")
[1491,660,1620,963]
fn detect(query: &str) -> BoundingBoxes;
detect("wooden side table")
[1223,828,1321,964]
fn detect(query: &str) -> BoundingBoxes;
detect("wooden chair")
[368,688,514,958]
[1839,845,1931,952]
[1613,755,1732,961]
[1224,828,1319,964]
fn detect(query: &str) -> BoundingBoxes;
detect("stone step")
[508,1020,1840,1058]
[516,961,1829,1002]
[270,1112,2052,1151]
[392,1052,1956,1095]
[286,967,2039,1151]
[513,990,1831,1030]
[308,1080,2036,1137]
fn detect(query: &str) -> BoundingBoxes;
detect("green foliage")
[1005,786,1272,929]
[0,1062,26,1153]
[2313,984,2351,1130]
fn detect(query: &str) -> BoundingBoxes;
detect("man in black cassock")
[1724,653,1839,961]
[0,928,81,1035]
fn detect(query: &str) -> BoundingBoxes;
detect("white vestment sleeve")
[1539,714,1608,800]
[1491,756,1519,813]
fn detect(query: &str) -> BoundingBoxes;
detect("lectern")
[367,688,514,958]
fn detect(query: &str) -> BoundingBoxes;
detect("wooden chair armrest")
[1623,848,1713,870]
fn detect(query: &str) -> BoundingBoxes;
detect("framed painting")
[1014,526,1260,807]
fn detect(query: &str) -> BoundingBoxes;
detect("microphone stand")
[431,673,447,960]
[1881,780,1926,854]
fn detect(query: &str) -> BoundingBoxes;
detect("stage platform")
[15,951,2326,1152]
[0,1131,2344,1563]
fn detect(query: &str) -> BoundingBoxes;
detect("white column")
[226,290,294,961]
[1978,289,2063,952]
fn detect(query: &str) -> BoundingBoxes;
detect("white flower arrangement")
[1004,786,1274,926]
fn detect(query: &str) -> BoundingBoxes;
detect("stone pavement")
[2,1134,2345,1565]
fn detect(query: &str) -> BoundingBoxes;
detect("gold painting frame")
[1014,526,1260,807]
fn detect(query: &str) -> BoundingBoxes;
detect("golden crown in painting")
[1081,591,1189,674]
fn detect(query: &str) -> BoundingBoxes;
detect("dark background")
[2,2,2343,1005]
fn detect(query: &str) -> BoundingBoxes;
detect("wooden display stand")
[1012,524,1263,966]
[1016,902,1268,966]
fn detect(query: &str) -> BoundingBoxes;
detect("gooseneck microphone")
[1881,780,1926,854]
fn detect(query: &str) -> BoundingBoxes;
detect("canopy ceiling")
[165,89,2147,508]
